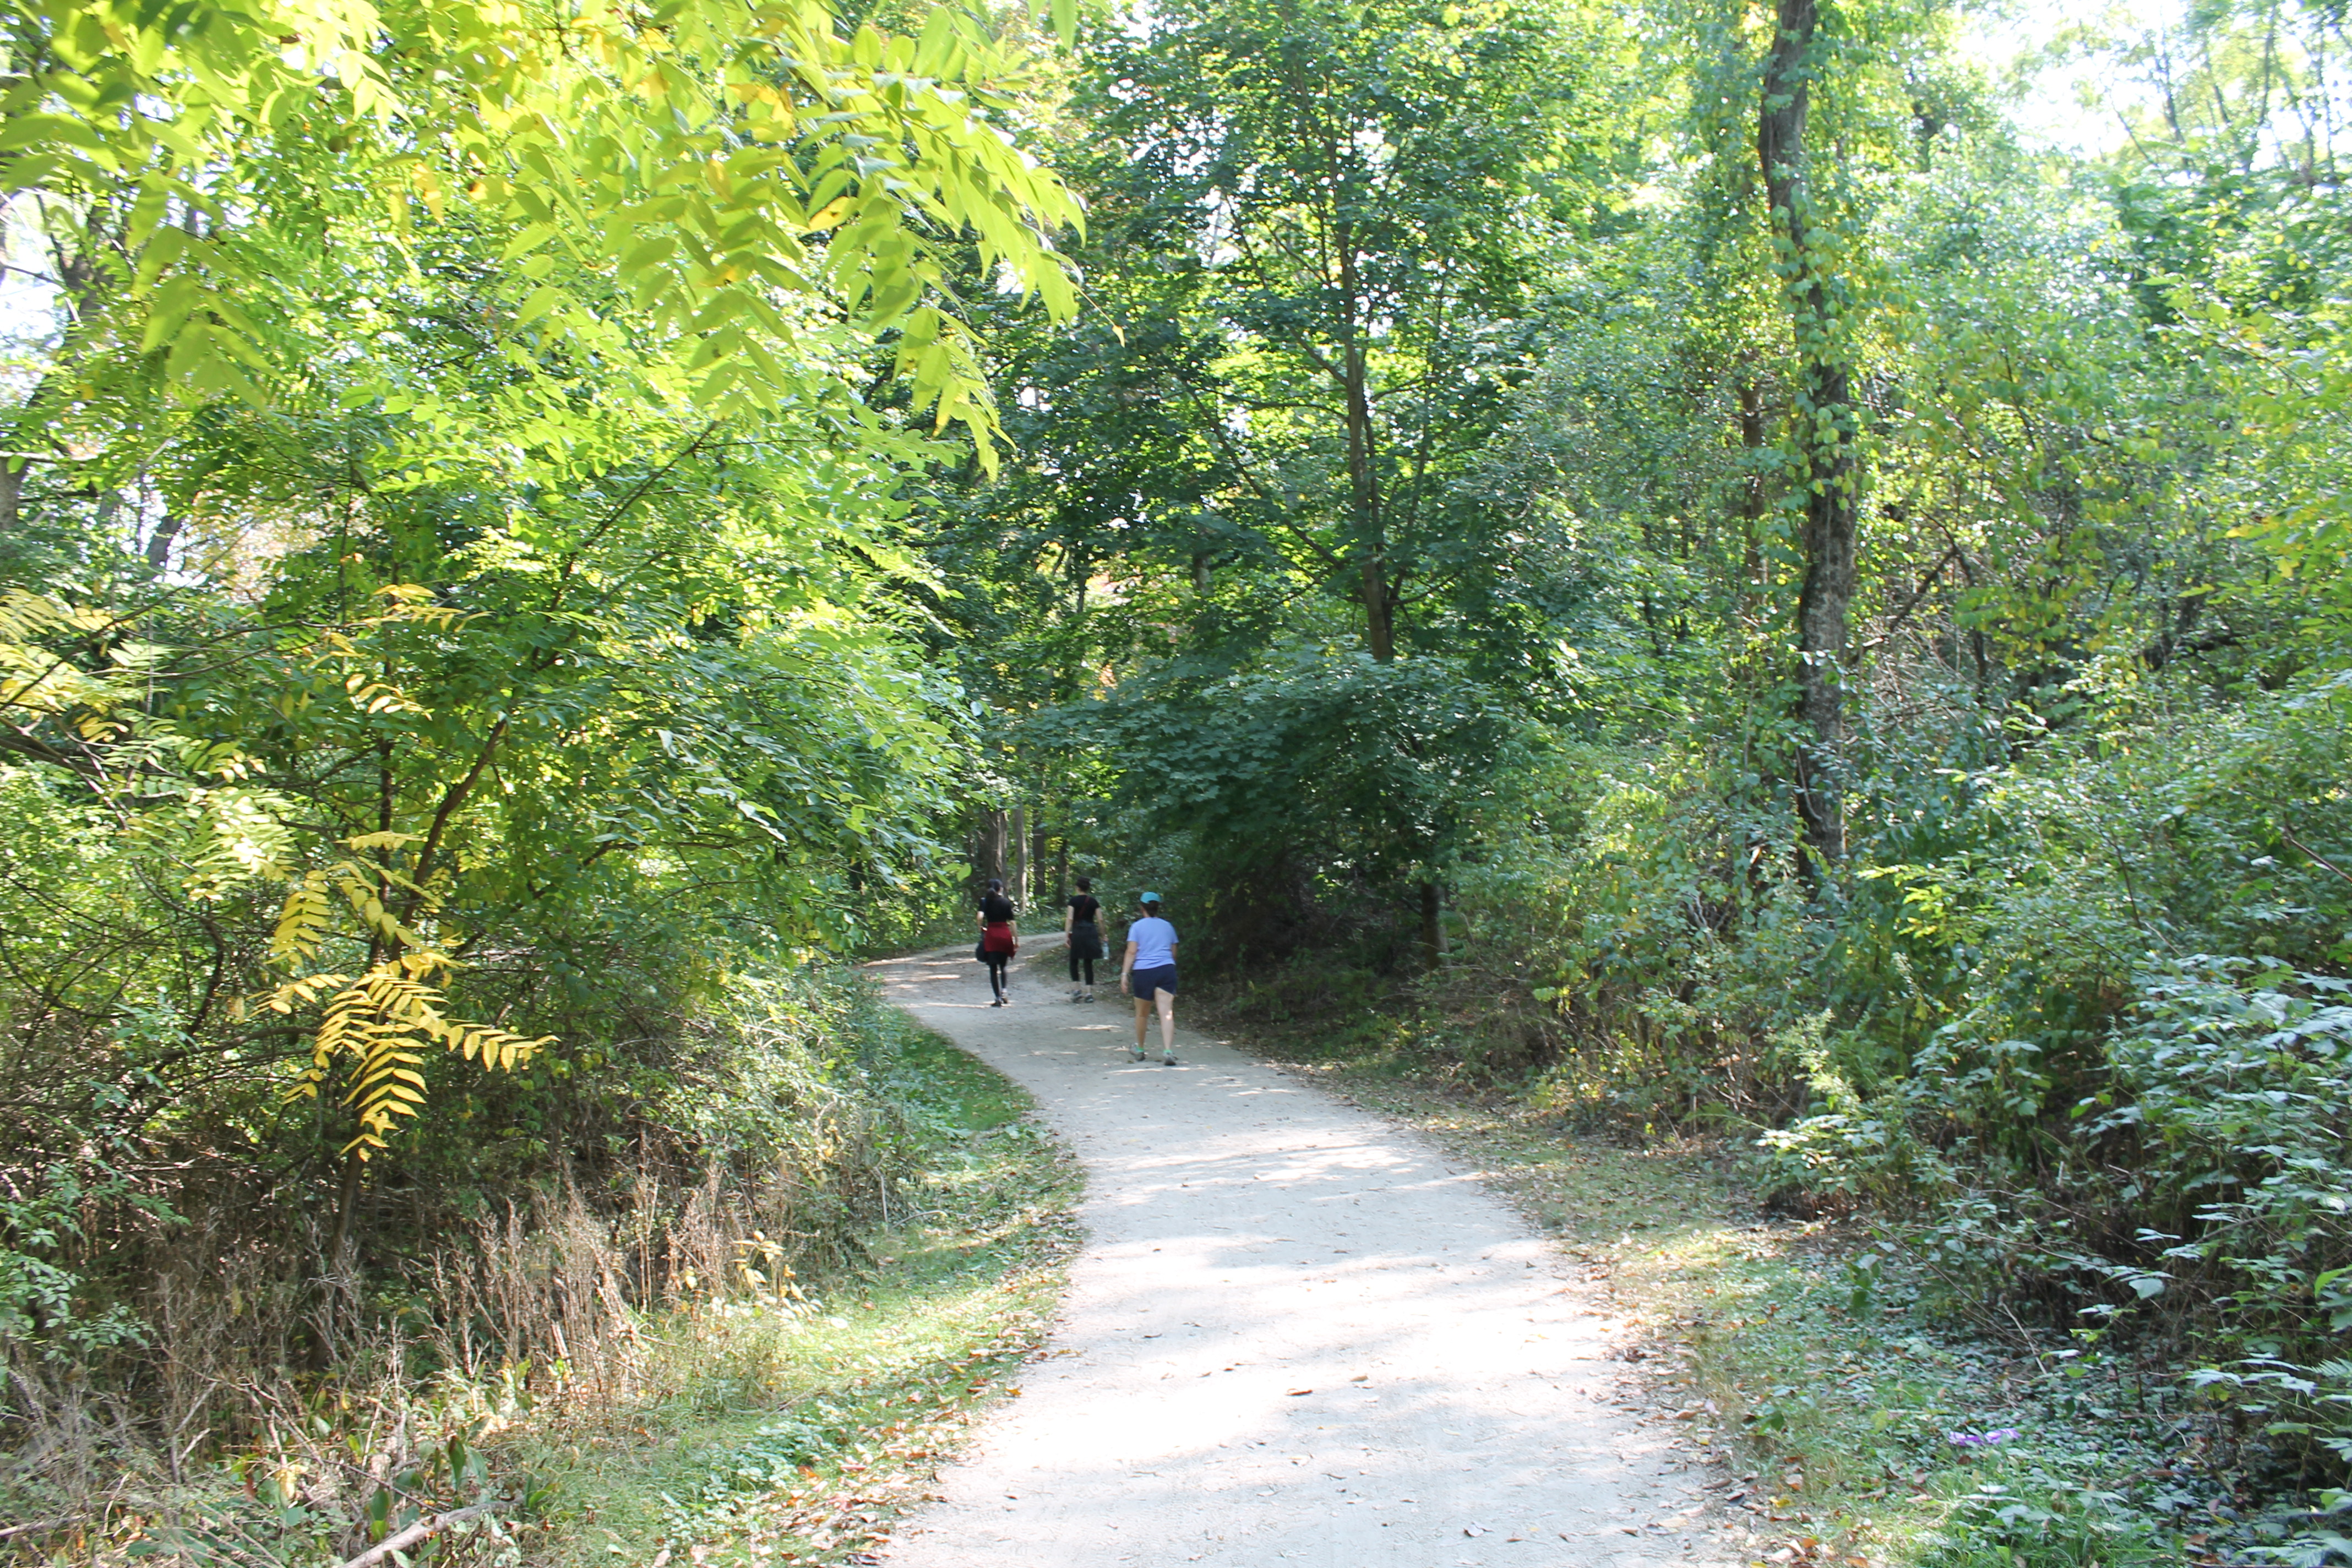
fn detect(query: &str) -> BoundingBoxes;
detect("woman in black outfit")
[976,878,1018,1006]
[1063,878,1102,1003]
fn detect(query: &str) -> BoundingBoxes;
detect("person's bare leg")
[1131,994,1150,1058]
[1156,992,1177,1061]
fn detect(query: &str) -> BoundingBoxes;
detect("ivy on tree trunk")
[1758,0,1860,867]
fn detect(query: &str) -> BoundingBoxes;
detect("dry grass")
[0,990,1020,1566]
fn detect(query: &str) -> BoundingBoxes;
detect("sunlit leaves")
[276,951,553,1156]
[3,0,1081,462]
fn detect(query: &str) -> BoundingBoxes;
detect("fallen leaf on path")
[1286,1387,1313,1396]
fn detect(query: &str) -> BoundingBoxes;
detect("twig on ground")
[334,1499,510,1568]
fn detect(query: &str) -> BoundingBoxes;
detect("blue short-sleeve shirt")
[1128,916,1178,970]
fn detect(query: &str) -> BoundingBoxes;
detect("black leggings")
[985,953,1009,999]
[1068,951,1094,985]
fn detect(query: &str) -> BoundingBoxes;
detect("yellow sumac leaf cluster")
[277,952,553,1158]
[0,589,125,718]
[259,819,548,1157]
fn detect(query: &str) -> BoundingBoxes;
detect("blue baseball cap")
[1140,891,1161,903]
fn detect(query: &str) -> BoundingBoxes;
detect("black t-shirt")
[979,894,1015,923]
[1066,894,1100,925]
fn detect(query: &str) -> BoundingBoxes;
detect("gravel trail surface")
[873,942,1732,1568]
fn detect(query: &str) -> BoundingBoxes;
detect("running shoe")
[1162,1054,1177,1066]
[1129,1046,1146,1061]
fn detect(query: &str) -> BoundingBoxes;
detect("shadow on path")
[872,944,1733,1568]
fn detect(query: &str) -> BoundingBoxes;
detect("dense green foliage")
[0,0,1082,1546]
[916,0,2352,1560]
[8,0,2352,1560]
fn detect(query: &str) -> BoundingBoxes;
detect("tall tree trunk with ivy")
[1759,0,1860,866]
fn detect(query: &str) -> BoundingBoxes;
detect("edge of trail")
[865,938,1740,1568]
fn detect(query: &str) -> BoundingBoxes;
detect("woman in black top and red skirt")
[976,879,1018,1006]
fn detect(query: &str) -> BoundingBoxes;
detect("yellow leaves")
[344,830,424,852]
[366,581,473,630]
[270,875,334,966]
[264,834,433,964]
[727,76,796,132]
[264,969,351,1015]
[342,670,424,714]
[0,589,126,718]
[16,0,1079,508]
[264,823,547,1153]
[292,586,470,725]
[189,789,300,886]
[0,589,78,645]
[803,195,854,232]
[280,952,553,1157]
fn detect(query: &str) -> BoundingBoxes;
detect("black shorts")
[1131,965,1177,1000]
[1070,922,1103,960]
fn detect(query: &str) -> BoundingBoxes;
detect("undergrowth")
[6,1014,1081,1567]
[1190,970,2324,1568]
[511,1021,1082,1568]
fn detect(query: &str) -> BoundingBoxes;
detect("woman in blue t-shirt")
[1120,892,1179,1065]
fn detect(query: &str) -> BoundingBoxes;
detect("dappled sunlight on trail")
[868,945,1734,1568]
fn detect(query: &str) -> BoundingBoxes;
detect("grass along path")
[1248,1054,2223,1568]
[500,1024,1083,1568]
[500,944,2204,1568]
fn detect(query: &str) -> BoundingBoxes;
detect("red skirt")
[982,921,1017,955]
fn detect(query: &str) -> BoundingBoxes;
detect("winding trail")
[872,942,1732,1568]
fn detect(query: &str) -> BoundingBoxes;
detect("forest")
[0,0,2348,1561]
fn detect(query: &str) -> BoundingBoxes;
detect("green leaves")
[4,0,1080,458]
[0,0,1058,1158]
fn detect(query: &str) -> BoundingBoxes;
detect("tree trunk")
[1758,0,1858,867]
[1335,224,1395,663]
[145,506,183,570]
[1349,350,1393,662]
[2,219,118,538]
[1736,363,1769,617]
[1419,879,1442,970]
[975,810,1008,889]
[1010,804,1027,908]
[309,1145,367,1370]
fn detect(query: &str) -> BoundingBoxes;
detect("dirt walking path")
[871,943,1732,1568]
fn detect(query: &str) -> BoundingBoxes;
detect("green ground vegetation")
[516,1024,1081,1568]
[1194,977,2316,1567]
[67,1016,1079,1567]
